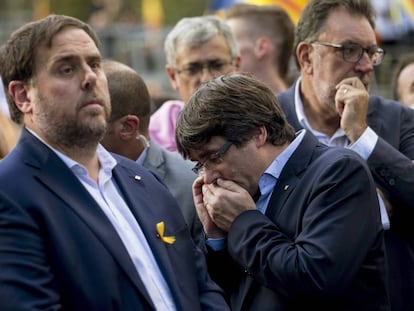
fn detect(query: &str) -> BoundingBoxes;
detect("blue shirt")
[208,130,305,251]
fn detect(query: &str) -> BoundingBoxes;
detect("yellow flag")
[245,0,308,25]
[33,0,50,20]
[142,0,164,28]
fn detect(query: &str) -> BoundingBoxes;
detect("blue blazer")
[277,82,414,310]
[0,128,229,311]
[207,131,389,310]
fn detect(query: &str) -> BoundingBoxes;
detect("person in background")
[276,0,414,310]
[101,59,202,243]
[0,76,9,117]
[0,14,229,310]
[391,51,414,109]
[149,15,240,152]
[175,73,389,310]
[224,3,296,94]
[0,112,21,159]
[0,76,21,159]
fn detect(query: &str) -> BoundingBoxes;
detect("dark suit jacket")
[277,82,414,310]
[0,129,229,311]
[144,141,202,243]
[207,131,389,310]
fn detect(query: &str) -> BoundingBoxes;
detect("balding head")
[102,59,151,133]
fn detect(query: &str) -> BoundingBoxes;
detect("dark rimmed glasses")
[312,41,385,66]
[175,59,234,80]
[192,141,233,175]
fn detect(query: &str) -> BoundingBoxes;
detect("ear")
[119,115,140,141]
[255,36,270,59]
[8,81,32,114]
[233,55,242,72]
[253,126,267,147]
[165,65,179,91]
[296,42,313,74]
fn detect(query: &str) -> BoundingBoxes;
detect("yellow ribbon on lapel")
[156,221,175,244]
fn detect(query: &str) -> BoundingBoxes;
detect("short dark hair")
[391,52,414,101]
[224,3,295,80]
[294,0,376,68]
[0,14,101,124]
[102,60,151,134]
[175,73,295,159]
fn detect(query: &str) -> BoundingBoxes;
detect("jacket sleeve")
[226,153,383,299]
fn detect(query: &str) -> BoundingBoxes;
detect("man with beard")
[0,14,229,311]
[276,0,414,309]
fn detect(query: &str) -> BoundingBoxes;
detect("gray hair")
[164,15,239,67]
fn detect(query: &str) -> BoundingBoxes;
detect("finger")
[215,178,245,193]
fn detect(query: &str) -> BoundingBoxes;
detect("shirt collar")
[293,78,348,146]
[26,128,117,173]
[263,129,306,180]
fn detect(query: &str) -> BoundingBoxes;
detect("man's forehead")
[34,28,100,67]
[176,36,231,60]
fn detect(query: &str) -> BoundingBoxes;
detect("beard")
[312,78,336,108]
[33,91,109,149]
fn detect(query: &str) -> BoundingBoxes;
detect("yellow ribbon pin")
[156,221,176,244]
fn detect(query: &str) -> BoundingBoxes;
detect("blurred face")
[302,7,376,113]
[226,18,257,74]
[26,27,110,148]
[397,63,414,108]
[166,34,238,103]
[189,136,261,196]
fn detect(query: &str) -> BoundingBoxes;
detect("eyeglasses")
[192,141,233,175]
[175,59,234,80]
[311,41,385,66]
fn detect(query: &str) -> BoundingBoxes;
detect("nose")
[201,168,218,185]
[355,51,374,73]
[81,65,98,90]
[199,66,216,83]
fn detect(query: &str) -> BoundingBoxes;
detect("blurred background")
[0,0,414,100]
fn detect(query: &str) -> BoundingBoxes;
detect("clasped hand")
[335,77,369,143]
[192,177,256,237]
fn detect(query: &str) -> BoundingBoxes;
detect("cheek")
[179,81,198,102]
[46,80,78,99]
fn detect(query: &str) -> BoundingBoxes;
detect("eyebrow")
[183,58,223,66]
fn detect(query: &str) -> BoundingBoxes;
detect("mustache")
[78,93,108,109]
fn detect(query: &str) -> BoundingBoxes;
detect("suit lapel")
[366,97,383,134]
[144,142,167,180]
[265,132,321,220]
[23,130,155,306]
[111,159,182,303]
[277,82,303,131]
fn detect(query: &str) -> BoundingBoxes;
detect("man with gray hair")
[149,15,240,152]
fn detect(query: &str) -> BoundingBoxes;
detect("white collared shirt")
[28,130,177,310]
